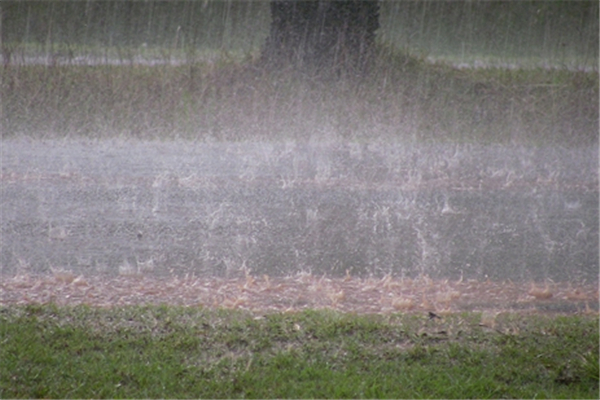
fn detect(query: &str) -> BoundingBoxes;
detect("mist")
[1,1,598,313]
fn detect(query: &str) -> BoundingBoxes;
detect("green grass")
[1,304,598,398]
[3,46,597,146]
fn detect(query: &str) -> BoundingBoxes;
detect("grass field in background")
[3,1,598,144]
[0,305,598,399]
[3,47,598,145]
[3,1,597,70]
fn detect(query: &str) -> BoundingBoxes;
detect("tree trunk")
[262,0,380,76]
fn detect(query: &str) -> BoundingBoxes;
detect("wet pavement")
[1,139,598,283]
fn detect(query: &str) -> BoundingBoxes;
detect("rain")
[1,1,598,313]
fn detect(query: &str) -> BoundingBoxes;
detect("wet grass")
[2,47,597,146]
[1,304,598,398]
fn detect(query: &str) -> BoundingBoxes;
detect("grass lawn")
[1,304,598,398]
[3,47,598,146]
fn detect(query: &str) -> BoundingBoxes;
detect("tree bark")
[262,0,380,76]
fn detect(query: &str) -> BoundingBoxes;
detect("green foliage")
[2,1,269,51]
[379,0,598,69]
[3,1,597,69]
[1,305,598,398]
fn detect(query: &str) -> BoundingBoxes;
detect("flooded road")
[1,139,597,283]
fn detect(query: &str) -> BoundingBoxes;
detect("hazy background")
[2,1,598,69]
